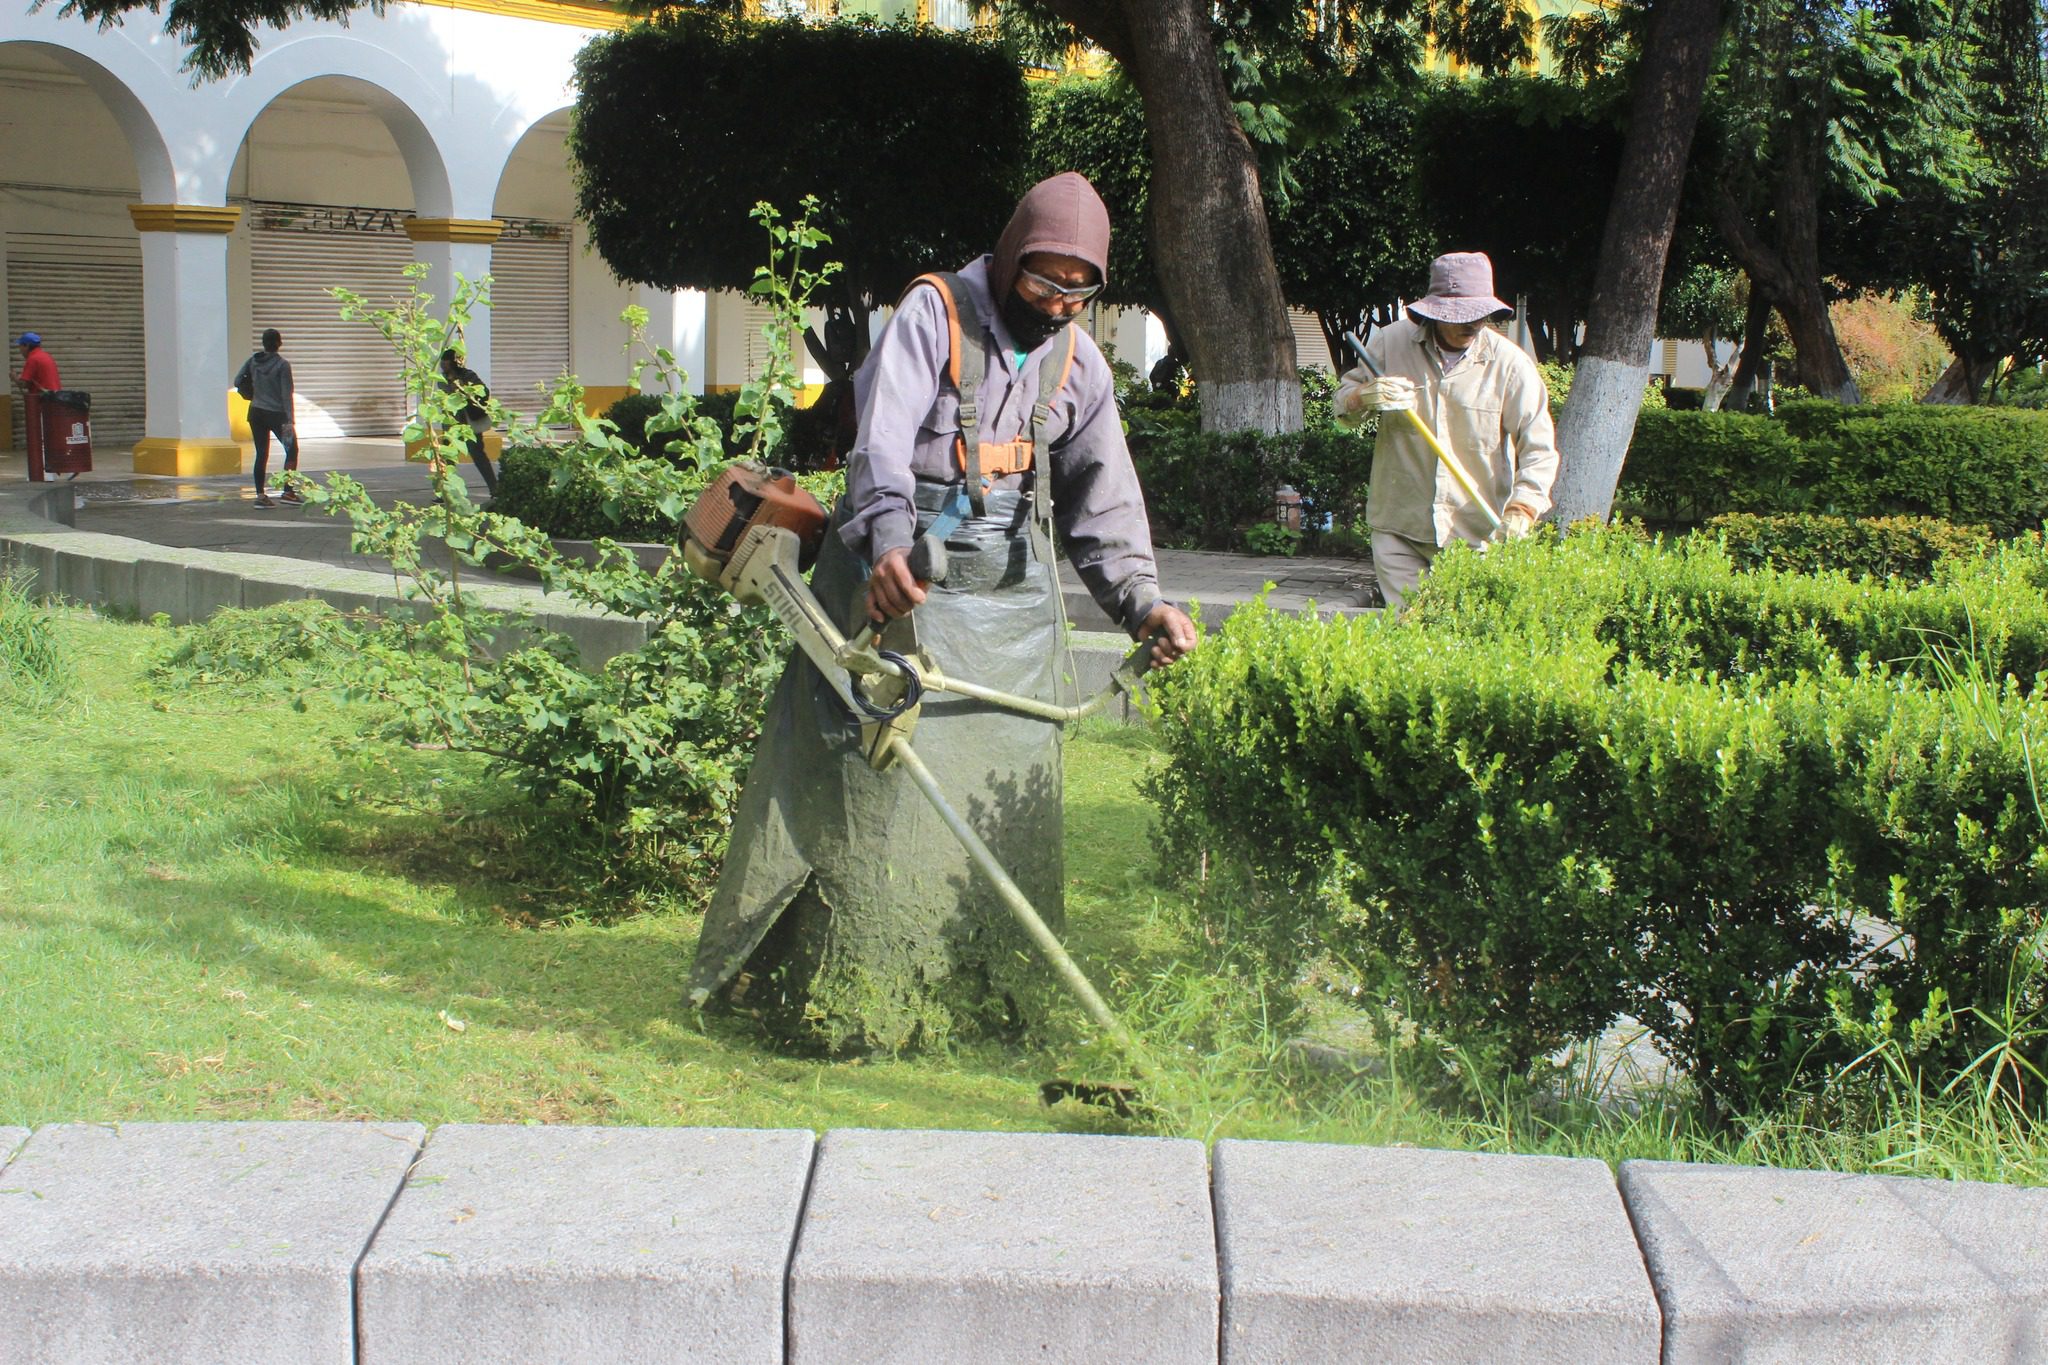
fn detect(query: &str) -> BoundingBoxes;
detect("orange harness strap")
[896,272,1082,500]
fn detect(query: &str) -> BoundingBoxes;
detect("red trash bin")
[34,389,92,478]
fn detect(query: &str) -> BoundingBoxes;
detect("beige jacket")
[1335,318,1559,548]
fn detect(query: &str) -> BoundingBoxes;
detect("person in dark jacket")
[234,329,298,508]
[438,348,496,497]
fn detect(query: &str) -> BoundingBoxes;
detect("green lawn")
[5,608,2046,1183]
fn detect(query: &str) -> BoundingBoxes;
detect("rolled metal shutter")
[6,233,145,453]
[486,221,571,419]
[1288,308,1334,372]
[250,202,414,436]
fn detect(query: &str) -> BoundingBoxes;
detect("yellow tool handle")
[1400,408,1503,530]
[1344,332,1504,531]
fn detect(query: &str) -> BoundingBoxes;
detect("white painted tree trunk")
[1200,378,1303,435]
[1551,355,1653,525]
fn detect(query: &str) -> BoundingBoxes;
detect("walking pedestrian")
[437,348,496,497]
[234,329,299,508]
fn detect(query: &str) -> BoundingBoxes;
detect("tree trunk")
[1920,353,1998,403]
[1038,0,1302,433]
[1549,0,1726,524]
[1709,141,1862,405]
[1699,320,1742,411]
[1723,283,1774,411]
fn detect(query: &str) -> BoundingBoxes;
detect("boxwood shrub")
[1703,512,1992,582]
[1620,402,2048,536]
[1147,528,2048,1111]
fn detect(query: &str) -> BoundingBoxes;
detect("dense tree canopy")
[571,14,1027,383]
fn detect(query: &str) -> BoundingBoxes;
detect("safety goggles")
[1017,267,1103,304]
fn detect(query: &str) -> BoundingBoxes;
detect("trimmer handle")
[908,533,949,586]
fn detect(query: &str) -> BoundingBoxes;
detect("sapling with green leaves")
[297,201,837,894]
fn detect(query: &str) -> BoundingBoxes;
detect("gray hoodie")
[235,350,294,420]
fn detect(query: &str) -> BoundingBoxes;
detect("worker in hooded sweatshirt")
[688,171,1196,1052]
[234,328,299,508]
[1334,251,1560,612]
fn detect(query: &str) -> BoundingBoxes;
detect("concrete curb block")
[1620,1159,2040,1362]
[790,1128,1217,1364]
[1215,1141,1660,1363]
[0,488,650,667]
[358,1124,815,1364]
[0,1129,25,1167]
[0,487,1144,688]
[1,1122,2046,1361]
[0,1121,424,1364]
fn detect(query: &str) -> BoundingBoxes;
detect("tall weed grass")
[0,567,65,703]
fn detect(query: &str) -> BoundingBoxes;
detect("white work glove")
[1354,375,1416,413]
[1499,506,1536,540]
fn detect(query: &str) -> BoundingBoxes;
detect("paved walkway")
[9,440,1380,629]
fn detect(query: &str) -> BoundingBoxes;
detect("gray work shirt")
[842,256,1164,635]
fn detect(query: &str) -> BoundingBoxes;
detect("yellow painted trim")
[134,437,243,476]
[227,389,252,442]
[404,218,506,244]
[700,383,826,407]
[402,0,630,30]
[581,384,633,416]
[128,204,241,234]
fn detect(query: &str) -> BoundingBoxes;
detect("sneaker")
[278,488,303,505]
[253,494,276,509]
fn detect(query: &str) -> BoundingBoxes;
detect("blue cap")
[15,333,38,347]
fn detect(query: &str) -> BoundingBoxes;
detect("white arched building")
[0,0,1160,475]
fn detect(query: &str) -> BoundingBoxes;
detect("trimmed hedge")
[1620,402,2048,535]
[1704,512,1992,582]
[1148,528,2048,1110]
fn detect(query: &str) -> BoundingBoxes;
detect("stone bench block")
[358,1123,816,1364]
[2,536,58,597]
[539,607,650,666]
[1620,1159,2027,1362]
[0,1119,423,1364]
[789,1128,1217,1364]
[1214,1141,1658,1364]
[0,1128,26,1166]
[112,546,207,620]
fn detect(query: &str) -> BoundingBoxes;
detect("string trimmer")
[682,463,1161,1105]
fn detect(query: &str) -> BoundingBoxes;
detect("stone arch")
[220,38,456,216]
[0,39,175,201]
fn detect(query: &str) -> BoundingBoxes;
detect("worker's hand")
[1499,505,1537,540]
[865,546,928,624]
[1136,602,1197,669]
[1356,375,1416,413]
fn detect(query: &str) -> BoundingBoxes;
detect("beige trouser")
[1370,529,1438,613]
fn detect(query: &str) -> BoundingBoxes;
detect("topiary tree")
[571,13,1029,392]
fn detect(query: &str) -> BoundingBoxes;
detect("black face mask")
[1000,290,1072,349]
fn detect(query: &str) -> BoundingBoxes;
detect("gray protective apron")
[687,480,1071,1053]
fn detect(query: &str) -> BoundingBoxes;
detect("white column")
[129,204,243,476]
[673,288,708,395]
[404,221,502,380]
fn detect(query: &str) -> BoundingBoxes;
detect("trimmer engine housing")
[683,463,828,579]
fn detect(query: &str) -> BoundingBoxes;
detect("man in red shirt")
[16,332,58,393]
[15,332,60,481]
